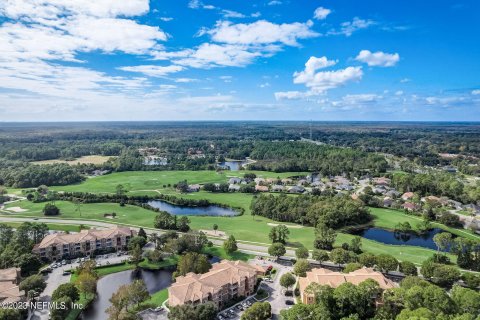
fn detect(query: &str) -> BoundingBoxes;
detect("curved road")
[0,216,296,257]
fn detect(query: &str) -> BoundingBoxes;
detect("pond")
[218,160,248,171]
[350,227,448,250]
[147,200,238,216]
[82,269,173,320]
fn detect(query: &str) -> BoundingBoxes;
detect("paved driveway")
[30,254,131,320]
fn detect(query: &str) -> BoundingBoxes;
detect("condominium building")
[33,226,135,261]
[168,260,258,308]
[299,267,396,305]
[0,268,24,304]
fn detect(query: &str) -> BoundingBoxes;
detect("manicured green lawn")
[203,246,254,261]
[370,207,480,241]
[0,221,87,232]
[144,288,168,306]
[50,170,307,194]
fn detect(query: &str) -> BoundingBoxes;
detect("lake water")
[147,200,238,216]
[82,269,172,320]
[351,227,447,250]
[218,160,247,171]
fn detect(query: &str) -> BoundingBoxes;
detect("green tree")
[295,246,309,259]
[293,259,310,277]
[279,272,296,291]
[314,223,336,250]
[127,236,146,251]
[75,272,97,298]
[138,227,147,239]
[268,242,286,260]
[376,254,398,272]
[128,279,150,307]
[358,253,377,267]
[330,248,355,264]
[115,184,126,196]
[396,308,435,320]
[350,236,362,254]
[269,225,290,244]
[19,275,46,296]
[42,202,60,216]
[223,235,238,254]
[175,252,211,277]
[177,216,191,232]
[399,261,417,276]
[241,302,271,320]
[312,249,329,263]
[16,253,42,276]
[154,211,176,230]
[130,244,143,268]
[51,283,79,302]
[168,302,217,320]
[50,296,73,320]
[433,232,453,254]
[213,224,218,234]
[451,285,480,315]
[343,262,363,273]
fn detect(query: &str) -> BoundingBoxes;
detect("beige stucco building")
[168,260,258,308]
[33,226,135,261]
[0,268,24,304]
[299,267,396,305]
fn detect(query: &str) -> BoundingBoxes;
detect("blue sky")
[0,0,479,121]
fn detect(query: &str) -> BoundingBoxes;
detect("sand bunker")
[267,223,303,229]
[5,207,27,213]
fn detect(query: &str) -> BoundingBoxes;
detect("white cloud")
[472,89,480,95]
[259,82,270,88]
[267,1,282,5]
[118,65,184,77]
[205,20,319,46]
[328,17,375,36]
[221,10,246,18]
[276,56,363,99]
[355,50,400,67]
[400,78,411,83]
[188,0,215,10]
[331,94,381,109]
[172,43,263,68]
[160,17,173,22]
[395,90,404,96]
[313,7,331,20]
[174,78,198,83]
[251,12,261,18]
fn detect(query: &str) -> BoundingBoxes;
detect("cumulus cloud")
[275,56,363,100]
[472,89,480,95]
[355,50,400,67]
[331,94,381,109]
[118,65,184,77]
[267,1,282,5]
[205,20,319,46]
[328,17,375,36]
[313,7,331,20]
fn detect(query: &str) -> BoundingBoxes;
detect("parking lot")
[31,252,131,320]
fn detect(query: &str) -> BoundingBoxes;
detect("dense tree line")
[392,171,479,203]
[0,222,47,275]
[0,163,84,188]
[251,194,371,228]
[248,141,388,175]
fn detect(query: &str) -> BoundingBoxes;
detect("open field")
[50,170,308,194]
[30,155,115,165]
[2,198,464,265]
[4,170,478,266]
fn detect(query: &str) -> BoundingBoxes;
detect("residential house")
[373,177,391,186]
[299,268,395,305]
[228,184,241,192]
[0,268,24,304]
[385,190,400,198]
[188,184,201,192]
[281,178,293,185]
[254,178,266,185]
[383,197,393,207]
[168,260,258,308]
[401,192,415,201]
[403,202,418,212]
[33,226,135,261]
[229,178,242,185]
[271,185,284,192]
[288,186,305,194]
[255,185,269,192]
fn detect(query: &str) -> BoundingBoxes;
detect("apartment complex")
[33,226,135,261]
[169,260,258,308]
[299,267,396,304]
[0,268,24,304]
